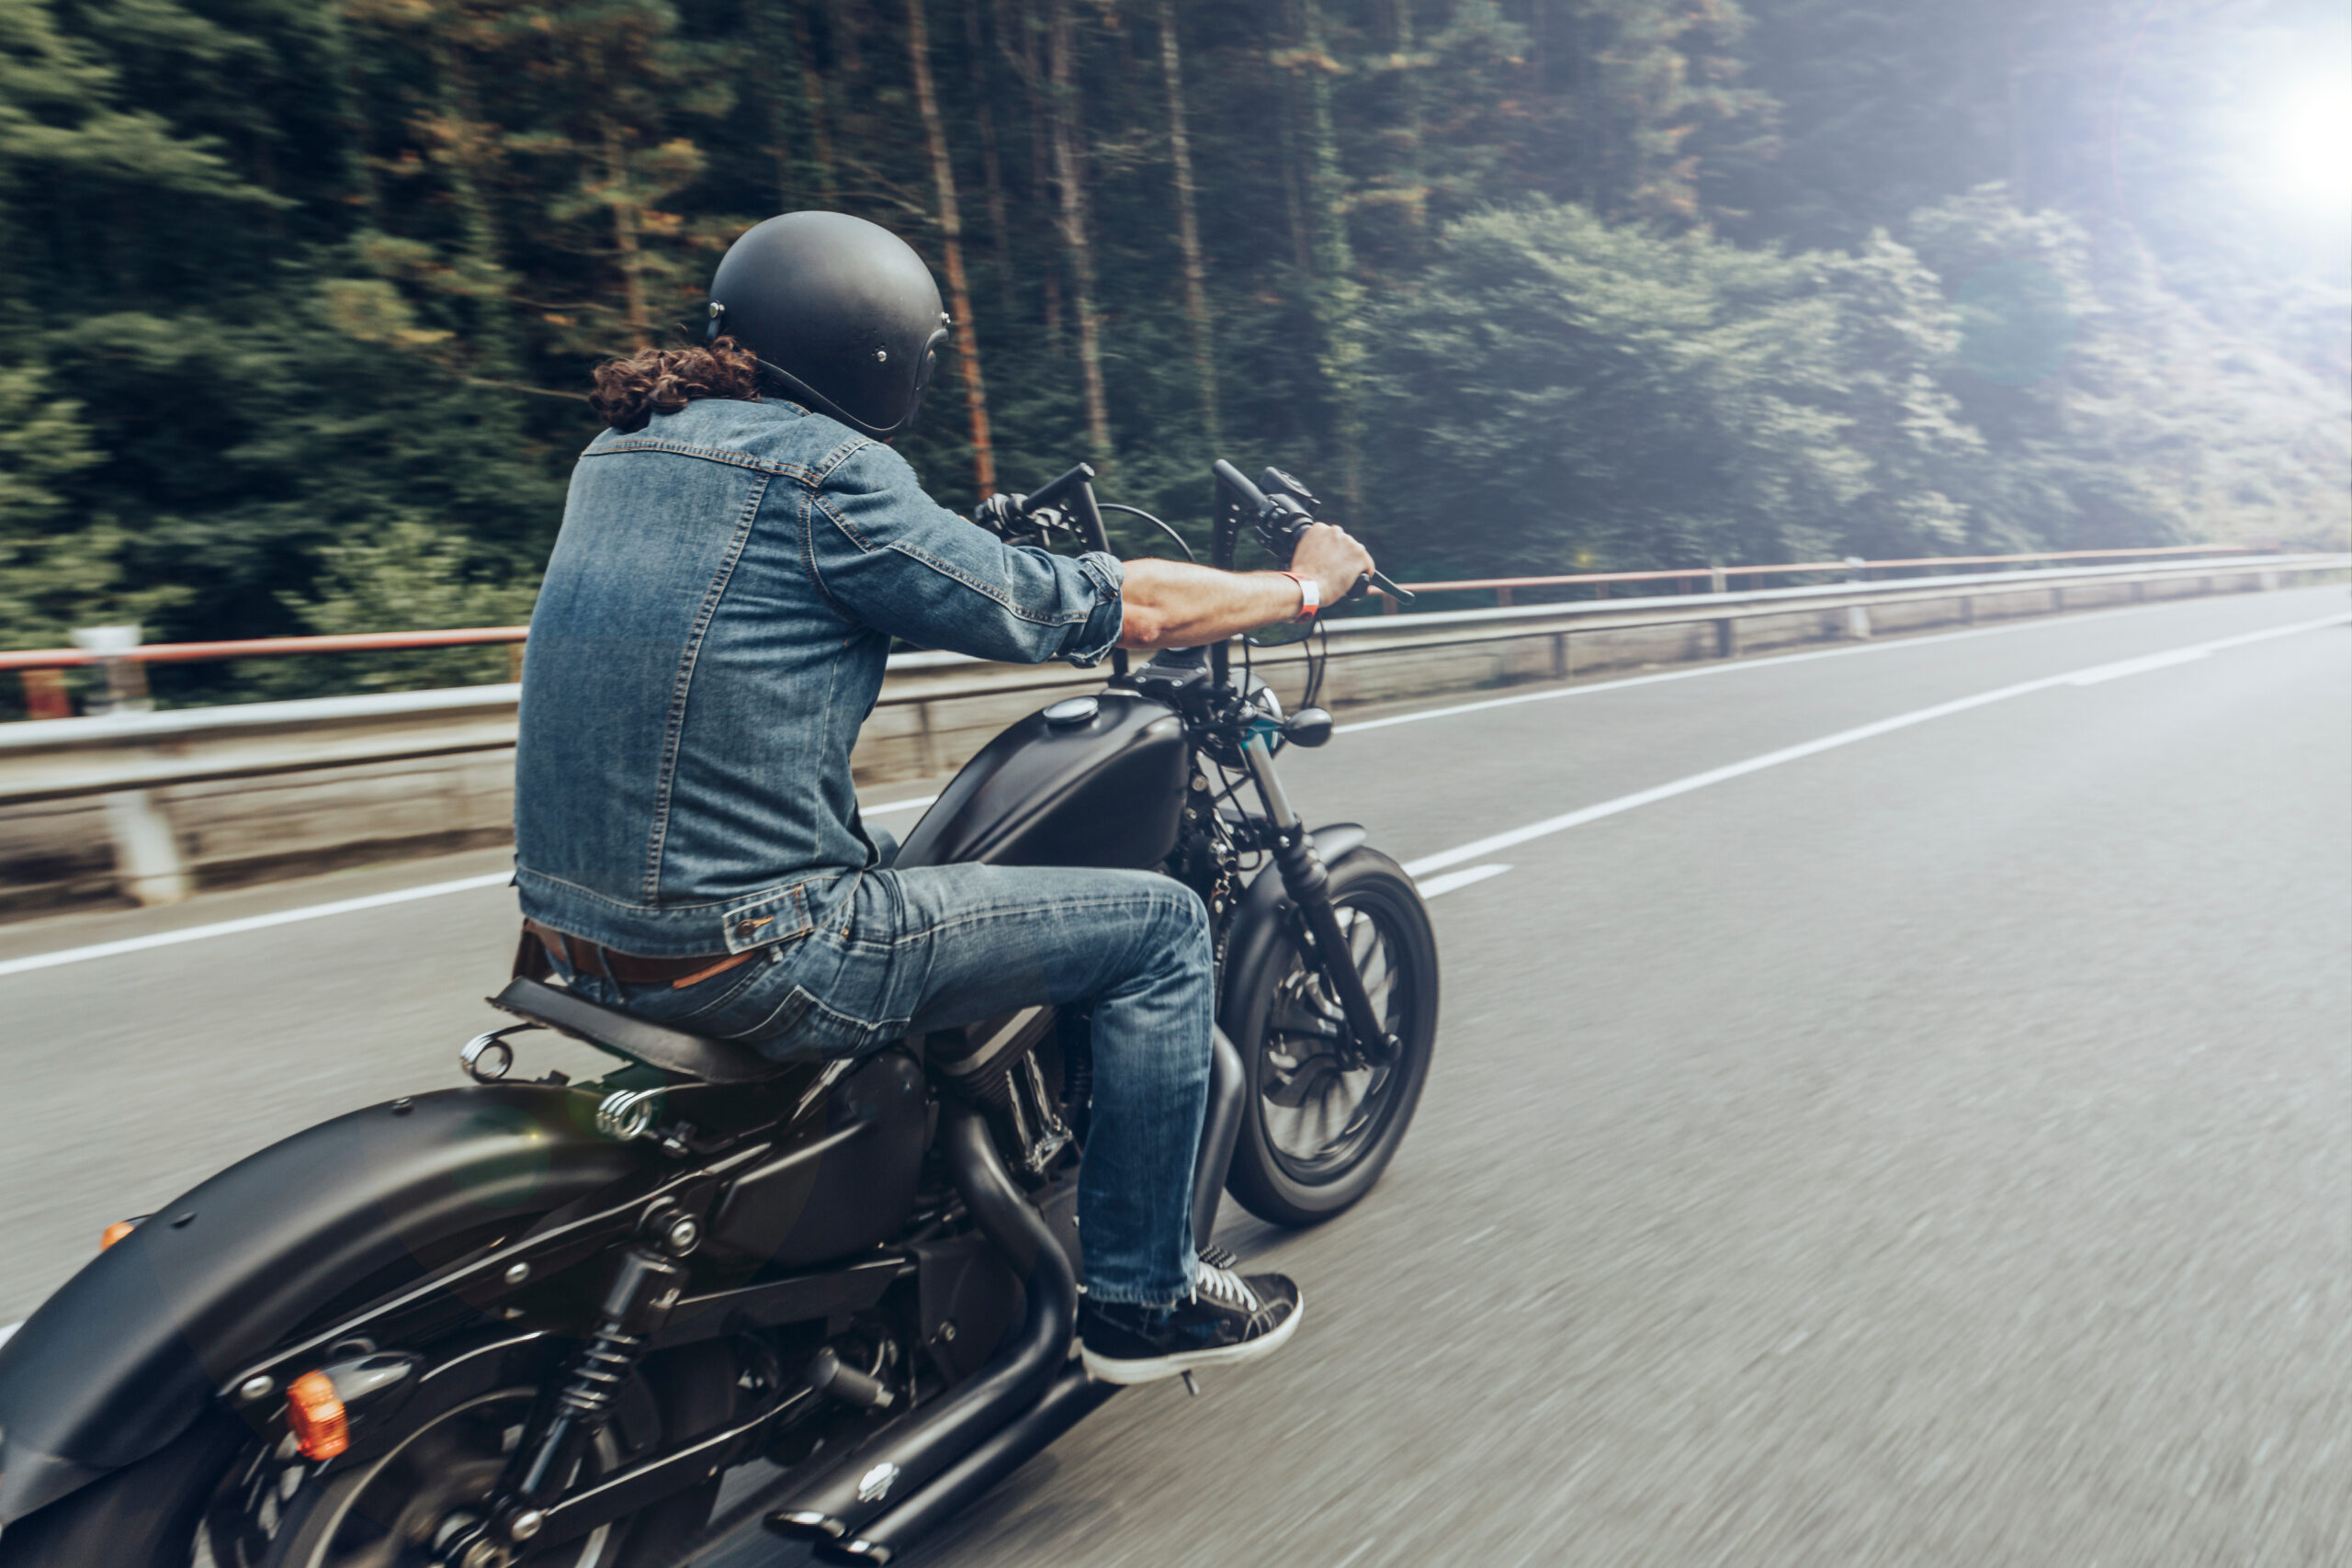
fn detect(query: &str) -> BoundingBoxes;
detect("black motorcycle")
[0,460,1440,1568]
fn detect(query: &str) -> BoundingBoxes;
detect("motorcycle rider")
[512,212,1376,1384]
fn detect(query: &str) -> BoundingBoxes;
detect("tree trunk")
[601,118,653,350]
[1046,0,1112,457]
[1295,0,1364,511]
[965,0,1013,311]
[1156,0,1219,446]
[1388,0,1425,231]
[424,11,518,367]
[793,4,841,207]
[999,0,1064,344]
[907,0,997,494]
[1275,53,1314,275]
[749,0,801,211]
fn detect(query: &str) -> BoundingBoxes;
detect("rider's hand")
[1290,521,1376,608]
[971,492,1027,539]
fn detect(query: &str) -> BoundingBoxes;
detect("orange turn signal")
[98,1218,141,1251]
[285,1371,350,1461]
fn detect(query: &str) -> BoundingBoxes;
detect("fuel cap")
[1043,695,1099,727]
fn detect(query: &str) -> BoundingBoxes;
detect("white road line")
[0,1320,17,1348]
[1400,611,2348,878]
[1415,863,1512,899]
[2066,647,2209,685]
[1337,587,2346,736]
[0,872,514,979]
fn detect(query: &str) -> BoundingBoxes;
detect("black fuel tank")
[893,690,1187,871]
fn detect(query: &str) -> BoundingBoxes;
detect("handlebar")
[1013,463,1114,557]
[994,457,1409,607]
[1209,460,1413,605]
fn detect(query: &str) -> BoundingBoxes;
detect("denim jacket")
[514,397,1125,957]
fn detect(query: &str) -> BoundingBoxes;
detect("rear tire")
[0,1409,248,1568]
[0,1342,738,1568]
[1222,846,1439,1226]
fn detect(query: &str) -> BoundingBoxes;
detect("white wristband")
[1282,570,1319,622]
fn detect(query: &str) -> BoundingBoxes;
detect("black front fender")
[0,1083,650,1529]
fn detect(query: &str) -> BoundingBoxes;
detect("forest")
[0,0,2346,701]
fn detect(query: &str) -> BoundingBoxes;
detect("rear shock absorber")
[448,1204,702,1564]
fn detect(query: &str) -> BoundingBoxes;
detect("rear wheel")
[0,1343,736,1568]
[1223,847,1439,1226]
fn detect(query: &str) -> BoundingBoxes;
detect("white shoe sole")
[1080,1293,1305,1386]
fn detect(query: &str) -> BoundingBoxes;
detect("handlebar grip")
[1212,458,1269,513]
[1020,463,1096,516]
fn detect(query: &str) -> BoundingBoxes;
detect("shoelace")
[1190,1256,1261,1314]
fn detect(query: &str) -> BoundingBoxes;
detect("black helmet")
[704,212,948,440]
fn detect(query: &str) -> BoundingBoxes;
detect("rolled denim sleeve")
[803,441,1125,666]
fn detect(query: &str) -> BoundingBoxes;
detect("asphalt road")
[3,583,2346,1567]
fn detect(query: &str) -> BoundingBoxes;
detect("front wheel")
[1223,846,1439,1226]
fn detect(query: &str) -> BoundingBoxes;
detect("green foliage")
[239,518,540,693]
[0,0,2342,706]
[1361,201,1883,571]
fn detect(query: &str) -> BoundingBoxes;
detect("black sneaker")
[1078,1249,1303,1385]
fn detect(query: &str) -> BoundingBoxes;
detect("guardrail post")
[1959,596,1975,626]
[915,699,942,776]
[1714,617,1737,659]
[1709,562,1727,595]
[1551,633,1570,682]
[70,624,152,715]
[61,625,194,905]
[2260,569,2280,592]
[1843,558,1871,639]
[99,790,192,907]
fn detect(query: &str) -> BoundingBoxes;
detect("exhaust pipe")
[768,1103,1076,1544]
[1192,1027,1247,1250]
[816,1361,1118,1565]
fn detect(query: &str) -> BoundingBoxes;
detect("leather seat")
[489,977,801,1085]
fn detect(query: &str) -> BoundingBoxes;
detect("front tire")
[1222,846,1439,1226]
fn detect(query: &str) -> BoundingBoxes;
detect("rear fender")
[0,1083,651,1530]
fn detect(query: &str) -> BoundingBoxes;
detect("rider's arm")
[806,442,1127,665]
[805,441,1375,662]
[1116,525,1373,650]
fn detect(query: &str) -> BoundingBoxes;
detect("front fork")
[1239,736,1396,1068]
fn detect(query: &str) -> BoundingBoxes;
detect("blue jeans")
[562,863,1213,1306]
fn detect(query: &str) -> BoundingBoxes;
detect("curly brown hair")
[589,336,763,432]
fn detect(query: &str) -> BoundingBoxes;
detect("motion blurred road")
[4,584,2346,1566]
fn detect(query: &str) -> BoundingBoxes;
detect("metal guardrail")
[4,553,2337,809]
[0,544,2266,693]
[1379,542,2265,605]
